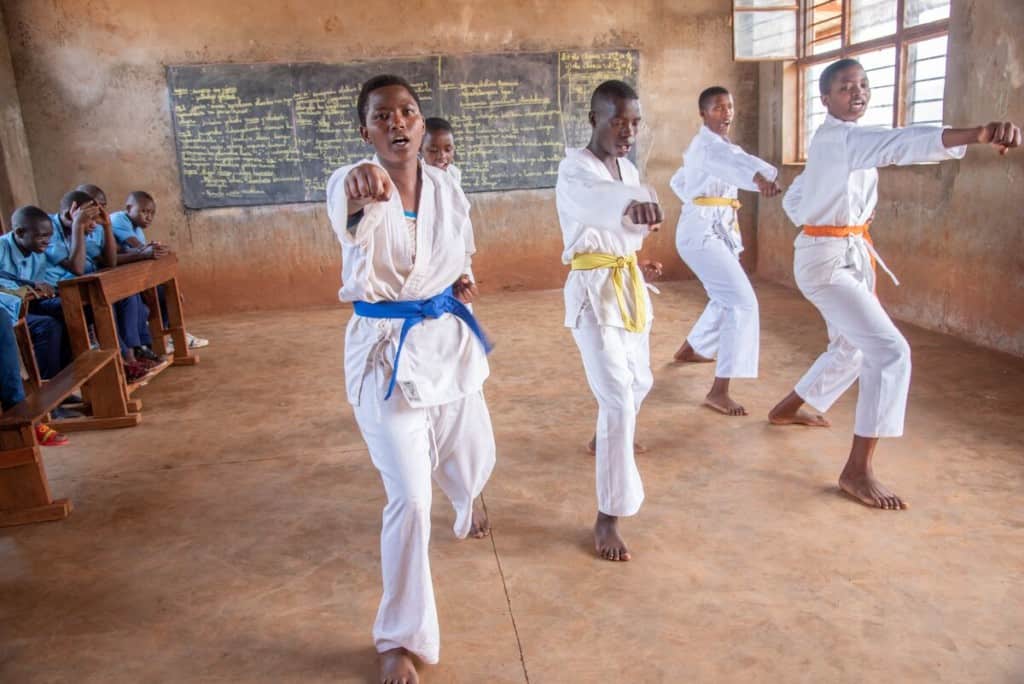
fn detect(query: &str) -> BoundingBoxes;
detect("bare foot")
[673,340,714,363]
[469,496,490,539]
[594,512,631,561]
[703,392,748,416]
[588,436,647,454]
[838,472,908,510]
[379,648,419,684]
[768,406,830,427]
[768,391,831,427]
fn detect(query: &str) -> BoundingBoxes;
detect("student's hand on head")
[96,204,112,228]
[70,201,100,232]
[345,164,393,210]
[452,274,478,304]
[979,121,1022,155]
[754,172,782,198]
[625,201,664,229]
[640,260,663,280]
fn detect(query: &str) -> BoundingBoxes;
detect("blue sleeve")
[111,212,137,245]
[0,246,15,276]
[44,241,65,266]
[0,292,21,322]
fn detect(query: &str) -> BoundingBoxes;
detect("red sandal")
[36,423,70,447]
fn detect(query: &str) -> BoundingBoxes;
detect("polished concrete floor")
[1,280,1022,683]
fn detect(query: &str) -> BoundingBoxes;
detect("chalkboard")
[167,49,638,209]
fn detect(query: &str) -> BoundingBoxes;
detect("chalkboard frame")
[166,49,639,210]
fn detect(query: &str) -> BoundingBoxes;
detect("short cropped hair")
[590,80,638,112]
[127,190,155,205]
[59,190,94,214]
[424,117,453,134]
[819,58,863,96]
[356,74,422,126]
[74,183,106,200]
[698,86,730,111]
[11,205,50,231]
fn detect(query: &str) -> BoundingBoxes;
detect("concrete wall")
[0,7,36,230]
[757,0,1024,356]
[1,0,758,314]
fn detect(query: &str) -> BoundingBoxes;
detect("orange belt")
[802,223,876,275]
[802,224,868,237]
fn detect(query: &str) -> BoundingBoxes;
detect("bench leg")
[0,425,72,527]
[0,499,72,527]
[51,357,142,433]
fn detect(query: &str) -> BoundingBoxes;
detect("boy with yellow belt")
[556,80,663,562]
[670,86,782,416]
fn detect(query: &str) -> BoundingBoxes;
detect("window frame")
[795,0,950,159]
[732,1,800,62]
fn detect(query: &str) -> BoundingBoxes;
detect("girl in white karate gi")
[326,75,496,684]
[671,86,782,416]
[768,58,1020,510]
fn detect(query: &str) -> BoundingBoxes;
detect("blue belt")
[353,287,493,400]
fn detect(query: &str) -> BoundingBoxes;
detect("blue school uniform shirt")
[0,292,21,323]
[110,210,146,247]
[0,232,48,290]
[43,213,107,285]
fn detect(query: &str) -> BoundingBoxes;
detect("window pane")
[857,47,897,128]
[905,0,950,27]
[734,10,797,59]
[734,0,796,6]
[851,0,897,43]
[803,62,830,155]
[807,0,843,55]
[907,35,948,125]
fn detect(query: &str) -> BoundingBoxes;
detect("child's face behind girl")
[359,85,426,167]
[422,130,456,171]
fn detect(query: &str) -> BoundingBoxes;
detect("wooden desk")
[58,255,198,412]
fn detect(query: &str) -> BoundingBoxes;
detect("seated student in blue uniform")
[74,184,163,381]
[43,189,153,382]
[0,205,73,380]
[0,301,69,445]
[109,191,208,351]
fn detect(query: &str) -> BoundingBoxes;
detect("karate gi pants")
[678,237,759,379]
[571,322,652,517]
[792,236,911,438]
[353,383,496,664]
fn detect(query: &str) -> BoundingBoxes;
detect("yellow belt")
[570,252,646,332]
[693,196,742,234]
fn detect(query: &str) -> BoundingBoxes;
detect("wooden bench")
[0,348,135,527]
[58,255,198,406]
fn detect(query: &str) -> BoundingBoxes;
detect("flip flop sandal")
[36,423,70,447]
